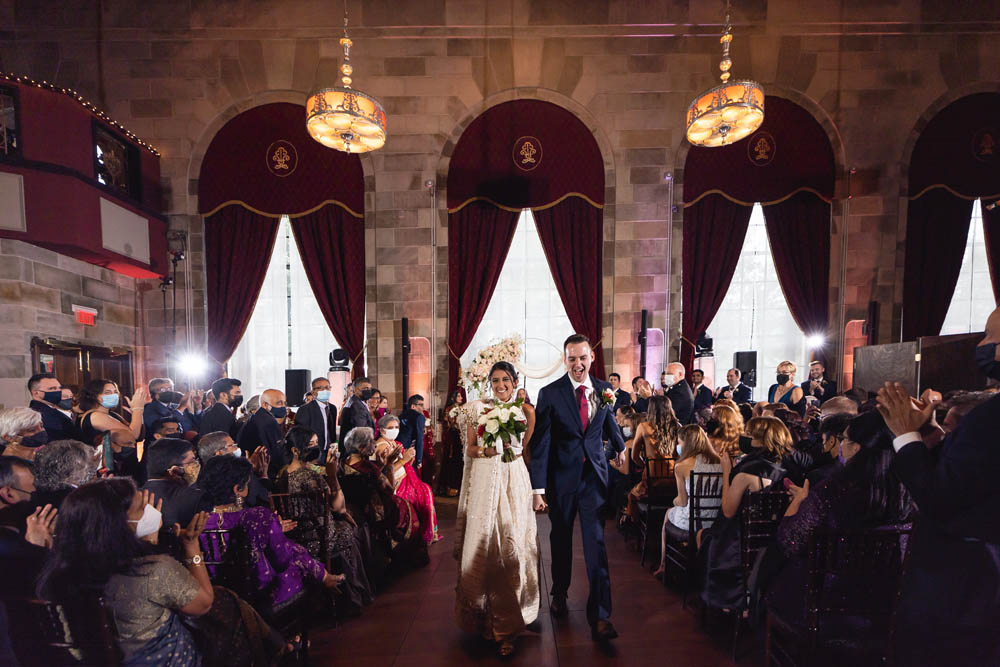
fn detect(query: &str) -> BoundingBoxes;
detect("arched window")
[229,215,340,397]
[941,200,994,334]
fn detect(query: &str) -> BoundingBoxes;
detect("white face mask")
[129,503,162,538]
[675,443,683,457]
[662,374,675,387]
[622,426,633,438]
[383,427,400,441]
[230,447,242,458]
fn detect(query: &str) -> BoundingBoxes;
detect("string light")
[2,71,160,156]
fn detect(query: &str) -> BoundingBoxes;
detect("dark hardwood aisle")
[310,498,754,666]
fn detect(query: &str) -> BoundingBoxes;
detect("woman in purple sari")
[197,455,344,614]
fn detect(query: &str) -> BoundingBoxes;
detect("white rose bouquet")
[476,399,528,463]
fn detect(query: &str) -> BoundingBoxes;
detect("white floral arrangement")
[461,333,524,395]
[477,400,529,463]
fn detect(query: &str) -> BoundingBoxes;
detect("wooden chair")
[636,456,676,567]
[270,489,332,571]
[2,595,122,666]
[765,526,912,667]
[661,470,723,606]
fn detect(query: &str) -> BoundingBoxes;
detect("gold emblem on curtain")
[973,127,997,163]
[513,136,542,171]
[266,140,298,177]
[747,131,776,166]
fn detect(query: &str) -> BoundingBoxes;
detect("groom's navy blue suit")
[528,374,626,626]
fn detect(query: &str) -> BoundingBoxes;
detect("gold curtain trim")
[682,186,833,208]
[447,192,604,215]
[201,199,364,220]
[907,184,1000,202]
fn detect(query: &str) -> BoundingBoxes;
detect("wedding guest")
[142,438,205,529]
[0,456,35,510]
[144,378,198,434]
[437,389,466,497]
[714,368,752,404]
[77,379,147,444]
[374,395,390,423]
[238,388,286,477]
[31,440,98,509]
[515,388,533,406]
[293,377,338,458]
[608,373,631,413]
[397,395,426,467]
[419,402,437,487]
[690,369,714,413]
[767,361,804,410]
[801,360,837,405]
[27,373,84,442]
[338,378,376,455]
[197,377,243,439]
[707,403,743,458]
[107,429,144,482]
[0,408,47,461]
[663,363,695,424]
[625,396,680,523]
[375,414,439,544]
[197,431,272,508]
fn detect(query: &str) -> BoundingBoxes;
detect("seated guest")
[767,361,804,409]
[151,416,182,441]
[143,378,197,434]
[197,431,271,507]
[292,377,338,458]
[78,378,146,444]
[609,373,632,413]
[37,478,214,665]
[375,414,439,544]
[197,377,243,439]
[820,395,859,419]
[663,362,695,424]
[27,373,84,442]
[625,396,680,523]
[707,403,742,458]
[238,389,287,477]
[801,412,853,486]
[142,438,206,529]
[0,456,35,510]
[341,427,427,569]
[31,440,98,508]
[714,368,752,404]
[277,426,373,610]
[0,408,48,460]
[655,425,722,578]
[0,457,54,598]
[690,369,714,413]
[609,410,642,512]
[198,455,344,614]
[699,416,790,611]
[631,376,653,414]
[396,395,426,467]
[801,360,837,405]
[940,390,995,434]
[763,411,914,626]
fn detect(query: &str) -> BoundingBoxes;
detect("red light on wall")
[72,305,97,326]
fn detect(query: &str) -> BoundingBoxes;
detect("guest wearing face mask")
[767,361,804,410]
[108,429,144,483]
[197,377,244,440]
[238,388,287,478]
[58,388,76,419]
[397,395,426,469]
[143,378,198,435]
[713,368,752,404]
[78,378,147,445]
[662,362,695,425]
[31,440,99,509]
[0,408,49,460]
[689,369,714,414]
[293,377,339,459]
[27,373,84,442]
[338,377,376,456]
[141,438,206,530]
[375,414,439,545]
[196,431,272,508]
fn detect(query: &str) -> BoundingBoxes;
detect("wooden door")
[31,338,134,397]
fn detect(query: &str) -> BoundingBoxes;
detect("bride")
[454,361,540,656]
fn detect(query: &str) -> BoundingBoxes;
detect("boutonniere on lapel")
[599,388,616,409]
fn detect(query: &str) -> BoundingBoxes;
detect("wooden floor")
[310,498,758,666]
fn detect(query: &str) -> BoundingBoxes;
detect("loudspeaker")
[734,351,757,388]
[285,369,311,407]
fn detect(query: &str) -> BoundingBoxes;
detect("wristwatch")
[185,554,203,566]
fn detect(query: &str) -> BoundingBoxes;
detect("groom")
[528,334,626,641]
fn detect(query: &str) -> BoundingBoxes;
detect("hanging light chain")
[719,1,733,83]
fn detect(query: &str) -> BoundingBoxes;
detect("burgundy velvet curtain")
[984,203,1000,305]
[204,205,281,364]
[763,192,831,361]
[290,204,367,378]
[533,197,606,379]
[902,189,975,341]
[447,201,520,389]
[681,194,753,370]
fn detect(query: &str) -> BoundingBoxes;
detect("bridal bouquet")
[477,400,528,463]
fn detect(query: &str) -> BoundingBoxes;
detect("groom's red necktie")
[576,385,590,432]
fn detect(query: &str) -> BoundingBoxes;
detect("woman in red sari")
[375,414,440,545]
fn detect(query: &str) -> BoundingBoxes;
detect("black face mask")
[776,373,790,385]
[114,446,138,462]
[360,388,374,401]
[300,446,322,463]
[158,391,184,405]
[738,435,754,455]
[42,390,63,405]
[228,395,244,409]
[975,343,1000,380]
[21,431,49,448]
[58,398,74,410]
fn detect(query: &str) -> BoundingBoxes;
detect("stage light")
[177,352,207,379]
[807,334,826,349]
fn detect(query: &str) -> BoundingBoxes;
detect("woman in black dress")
[437,389,466,497]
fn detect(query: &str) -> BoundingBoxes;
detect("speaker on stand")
[285,369,311,408]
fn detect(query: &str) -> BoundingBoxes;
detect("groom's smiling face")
[565,342,593,383]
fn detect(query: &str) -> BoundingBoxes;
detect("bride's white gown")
[454,400,540,640]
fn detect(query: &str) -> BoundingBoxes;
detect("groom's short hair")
[563,334,592,351]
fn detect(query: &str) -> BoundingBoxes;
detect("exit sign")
[72,304,98,326]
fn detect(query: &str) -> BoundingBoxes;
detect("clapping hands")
[25,504,57,548]
[249,446,270,477]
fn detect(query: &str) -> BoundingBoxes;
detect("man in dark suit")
[397,395,426,467]
[689,369,714,414]
[196,431,271,508]
[630,376,652,413]
[663,362,694,424]
[293,377,338,459]
[237,388,286,478]
[608,373,632,414]
[144,378,198,434]
[529,334,626,641]
[877,308,1000,666]
[801,360,837,404]
[713,367,752,404]
[197,377,243,439]
[141,438,205,529]
[26,373,84,442]
[338,376,375,455]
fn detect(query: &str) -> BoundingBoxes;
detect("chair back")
[2,595,122,666]
[687,470,723,540]
[200,521,258,604]
[270,488,332,568]
[740,489,791,575]
[645,456,675,482]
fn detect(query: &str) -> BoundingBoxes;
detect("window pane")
[941,200,994,336]
[705,204,810,399]
[0,86,17,157]
[460,210,575,400]
[229,216,341,398]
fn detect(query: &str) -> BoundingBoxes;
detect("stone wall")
[2,0,1000,409]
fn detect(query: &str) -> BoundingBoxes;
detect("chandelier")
[306,7,386,153]
[685,1,764,148]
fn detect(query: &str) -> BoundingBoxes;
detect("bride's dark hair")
[489,361,518,385]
